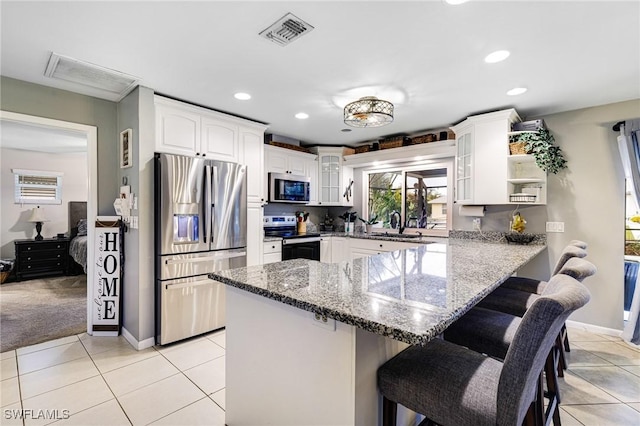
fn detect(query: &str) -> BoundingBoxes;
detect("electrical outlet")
[546,221,565,233]
[472,218,482,231]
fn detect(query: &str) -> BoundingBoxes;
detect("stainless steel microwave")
[269,173,310,204]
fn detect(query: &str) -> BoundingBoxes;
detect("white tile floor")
[0,326,638,425]
[0,330,226,425]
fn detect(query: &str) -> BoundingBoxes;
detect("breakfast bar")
[211,237,546,425]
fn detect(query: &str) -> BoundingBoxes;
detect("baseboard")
[121,326,155,350]
[566,319,622,337]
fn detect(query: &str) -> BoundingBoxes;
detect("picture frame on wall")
[120,128,132,169]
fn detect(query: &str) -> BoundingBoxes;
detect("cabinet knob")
[196,152,200,156]
[27,257,31,261]
[27,247,31,250]
[379,244,383,248]
[27,266,31,269]
[272,245,275,249]
[202,154,206,157]
[57,254,61,258]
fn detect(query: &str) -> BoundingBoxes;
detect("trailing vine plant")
[510,127,567,174]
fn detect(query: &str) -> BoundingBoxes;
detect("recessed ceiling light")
[234,92,251,100]
[295,112,309,119]
[507,87,528,96]
[484,50,510,63]
[445,0,470,5]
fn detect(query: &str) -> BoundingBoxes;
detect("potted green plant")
[510,127,567,174]
[358,214,379,234]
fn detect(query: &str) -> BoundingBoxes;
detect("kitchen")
[1,0,639,425]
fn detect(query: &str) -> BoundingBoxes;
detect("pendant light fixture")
[343,96,394,128]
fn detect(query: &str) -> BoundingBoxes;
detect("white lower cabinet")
[330,237,350,263]
[320,237,331,263]
[247,205,263,266]
[349,238,421,261]
[263,240,282,264]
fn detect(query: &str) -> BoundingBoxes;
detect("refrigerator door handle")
[164,251,247,265]
[164,276,219,290]
[204,164,212,244]
[212,165,218,243]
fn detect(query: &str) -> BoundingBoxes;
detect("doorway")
[0,110,97,340]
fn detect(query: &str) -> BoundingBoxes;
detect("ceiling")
[0,120,87,154]
[1,1,639,147]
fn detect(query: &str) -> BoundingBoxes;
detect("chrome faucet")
[390,211,404,234]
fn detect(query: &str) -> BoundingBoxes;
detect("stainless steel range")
[263,215,321,261]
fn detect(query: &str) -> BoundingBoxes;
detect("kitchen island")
[211,237,545,425]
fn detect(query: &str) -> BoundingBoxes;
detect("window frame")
[362,159,454,237]
[13,168,63,205]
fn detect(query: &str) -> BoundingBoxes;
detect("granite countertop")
[211,238,546,346]
[319,231,440,244]
[263,236,283,243]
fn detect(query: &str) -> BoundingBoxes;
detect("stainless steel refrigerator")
[154,152,247,345]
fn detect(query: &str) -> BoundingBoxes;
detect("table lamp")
[28,206,48,241]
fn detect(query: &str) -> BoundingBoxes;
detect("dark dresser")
[14,238,70,281]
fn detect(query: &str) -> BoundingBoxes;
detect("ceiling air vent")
[259,13,314,46]
[44,52,140,101]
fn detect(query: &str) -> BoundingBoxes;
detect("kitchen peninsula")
[211,236,546,425]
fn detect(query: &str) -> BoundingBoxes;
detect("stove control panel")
[263,215,297,228]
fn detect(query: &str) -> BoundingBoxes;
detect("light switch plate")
[546,221,565,233]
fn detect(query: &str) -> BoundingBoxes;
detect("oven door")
[282,237,320,261]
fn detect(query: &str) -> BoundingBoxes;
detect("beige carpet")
[0,275,87,353]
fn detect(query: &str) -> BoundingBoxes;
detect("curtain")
[619,119,640,345]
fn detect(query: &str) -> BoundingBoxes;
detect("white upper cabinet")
[155,96,267,164]
[311,147,354,206]
[451,109,523,205]
[240,128,267,205]
[201,116,239,162]
[264,145,311,176]
[155,99,201,156]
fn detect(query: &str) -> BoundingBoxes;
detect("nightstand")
[14,238,70,281]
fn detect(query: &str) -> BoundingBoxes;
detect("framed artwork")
[120,129,133,169]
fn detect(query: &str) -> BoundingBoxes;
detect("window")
[13,169,63,205]
[365,161,453,237]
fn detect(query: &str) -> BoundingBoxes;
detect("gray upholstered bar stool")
[443,259,596,425]
[377,275,591,426]
[476,257,596,374]
[500,242,587,294]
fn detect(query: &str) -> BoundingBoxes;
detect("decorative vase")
[366,224,373,234]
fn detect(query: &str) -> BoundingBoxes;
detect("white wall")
[0,148,88,258]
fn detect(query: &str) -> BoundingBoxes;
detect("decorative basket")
[509,193,537,203]
[268,141,311,153]
[509,142,529,155]
[379,136,408,150]
[0,271,9,284]
[354,145,370,154]
[411,134,437,145]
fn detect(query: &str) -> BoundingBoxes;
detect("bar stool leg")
[382,396,398,426]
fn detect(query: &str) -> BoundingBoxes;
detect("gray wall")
[460,99,640,330]
[0,76,118,214]
[352,99,640,331]
[117,86,156,344]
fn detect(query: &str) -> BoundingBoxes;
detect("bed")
[68,201,88,274]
